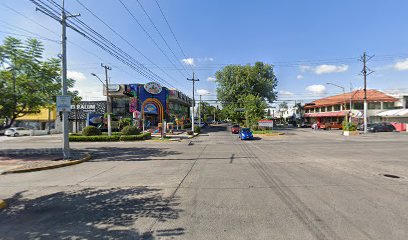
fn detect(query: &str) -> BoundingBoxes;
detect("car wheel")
[13,133,19,137]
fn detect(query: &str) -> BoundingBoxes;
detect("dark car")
[357,123,395,132]
[231,124,240,134]
[368,123,396,132]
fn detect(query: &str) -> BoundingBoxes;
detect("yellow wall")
[16,107,57,121]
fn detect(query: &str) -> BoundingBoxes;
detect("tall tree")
[0,37,73,130]
[215,62,277,125]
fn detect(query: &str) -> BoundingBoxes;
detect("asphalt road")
[1,126,408,239]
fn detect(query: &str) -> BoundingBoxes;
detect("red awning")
[304,111,346,118]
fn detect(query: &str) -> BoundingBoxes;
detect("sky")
[1,0,408,107]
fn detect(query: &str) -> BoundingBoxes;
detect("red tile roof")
[304,89,397,109]
[304,111,347,118]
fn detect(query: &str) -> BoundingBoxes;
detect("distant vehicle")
[239,128,254,140]
[231,124,240,134]
[5,127,32,137]
[320,122,342,130]
[368,123,396,132]
[198,122,206,128]
[300,122,312,128]
[357,123,374,131]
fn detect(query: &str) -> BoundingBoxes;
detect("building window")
[383,102,395,109]
[334,105,341,111]
[327,106,333,112]
[321,107,326,112]
[368,102,381,110]
[353,102,363,110]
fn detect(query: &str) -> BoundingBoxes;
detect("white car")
[5,127,32,137]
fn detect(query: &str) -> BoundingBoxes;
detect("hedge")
[69,135,120,142]
[119,132,151,141]
[82,126,101,136]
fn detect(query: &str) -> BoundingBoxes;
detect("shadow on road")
[84,147,183,162]
[0,187,184,239]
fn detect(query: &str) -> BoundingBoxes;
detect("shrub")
[69,135,119,142]
[121,126,141,135]
[186,130,194,135]
[119,132,151,141]
[342,120,357,131]
[82,126,101,136]
[194,126,201,134]
[119,118,132,129]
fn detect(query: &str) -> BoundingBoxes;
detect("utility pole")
[360,52,374,133]
[101,64,112,136]
[36,0,80,159]
[187,72,199,132]
[199,95,202,127]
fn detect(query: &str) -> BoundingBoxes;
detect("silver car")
[5,127,32,137]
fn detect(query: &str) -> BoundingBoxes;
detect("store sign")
[56,96,71,112]
[108,84,120,92]
[71,104,96,112]
[258,120,274,127]
[144,82,162,94]
[144,103,158,114]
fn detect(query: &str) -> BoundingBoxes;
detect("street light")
[326,82,348,122]
[198,92,210,127]
[91,72,112,136]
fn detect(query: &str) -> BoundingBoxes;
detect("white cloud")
[67,70,86,81]
[279,90,294,95]
[181,58,195,66]
[207,76,216,82]
[300,65,311,72]
[305,84,326,95]
[299,64,348,75]
[394,59,408,71]
[197,89,210,95]
[296,74,303,79]
[314,64,348,74]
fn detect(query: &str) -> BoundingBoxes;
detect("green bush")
[342,120,357,131]
[69,135,119,142]
[82,126,101,136]
[102,132,122,136]
[119,132,151,141]
[119,118,132,129]
[194,126,201,134]
[186,130,194,135]
[121,126,141,135]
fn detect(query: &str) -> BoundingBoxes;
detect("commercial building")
[105,82,192,129]
[304,89,398,125]
[69,101,106,132]
[14,107,57,131]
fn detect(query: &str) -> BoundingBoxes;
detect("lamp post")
[91,73,112,136]
[326,83,348,121]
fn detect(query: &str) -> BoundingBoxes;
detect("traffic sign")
[56,96,72,112]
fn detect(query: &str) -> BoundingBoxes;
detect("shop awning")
[304,111,347,118]
[376,109,408,117]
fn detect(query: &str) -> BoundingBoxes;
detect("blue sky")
[1,0,408,106]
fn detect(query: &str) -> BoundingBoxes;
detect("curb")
[0,199,6,209]
[2,153,92,175]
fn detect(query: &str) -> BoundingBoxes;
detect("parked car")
[357,123,374,131]
[231,124,240,134]
[5,127,32,137]
[198,122,206,128]
[368,123,396,132]
[300,122,312,128]
[239,128,254,140]
[320,122,342,130]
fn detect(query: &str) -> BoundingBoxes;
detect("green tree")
[0,37,71,130]
[216,62,277,124]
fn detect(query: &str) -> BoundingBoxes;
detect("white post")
[199,95,201,127]
[364,100,368,133]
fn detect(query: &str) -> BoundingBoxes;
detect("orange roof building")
[303,89,398,123]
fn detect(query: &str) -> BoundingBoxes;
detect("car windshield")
[242,128,251,132]
[232,125,239,128]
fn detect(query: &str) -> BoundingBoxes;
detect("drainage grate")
[383,174,401,179]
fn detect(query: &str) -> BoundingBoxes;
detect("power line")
[118,0,189,79]
[73,0,186,91]
[33,0,177,90]
[154,0,193,72]
[135,0,190,75]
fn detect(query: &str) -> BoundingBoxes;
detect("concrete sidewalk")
[0,149,89,174]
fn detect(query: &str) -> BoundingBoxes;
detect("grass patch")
[69,135,120,142]
[252,130,276,134]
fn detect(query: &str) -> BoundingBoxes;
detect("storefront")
[68,101,106,132]
[107,82,192,129]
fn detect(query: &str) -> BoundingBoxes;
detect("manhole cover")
[382,174,401,179]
